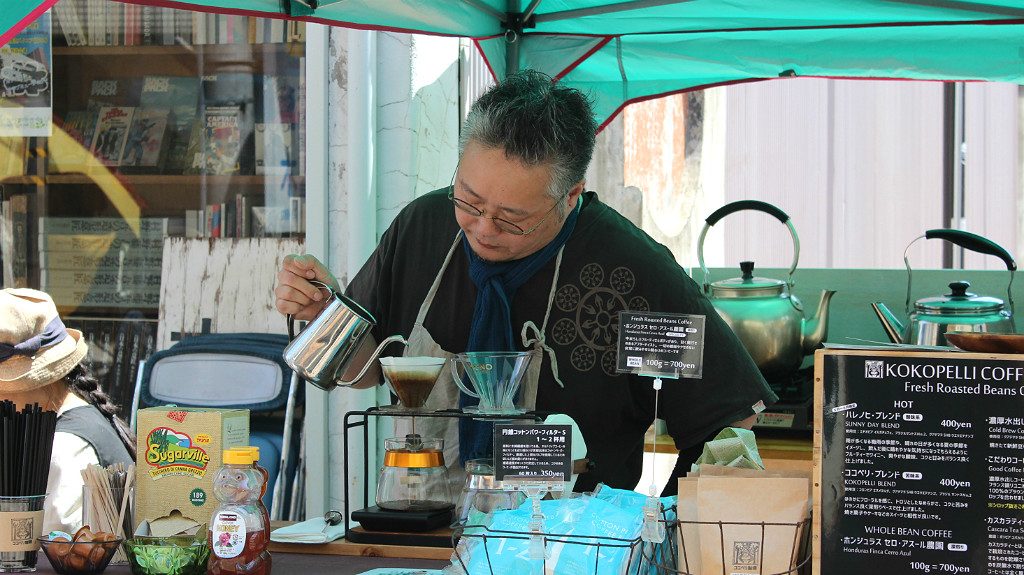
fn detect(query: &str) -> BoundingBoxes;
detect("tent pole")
[941,81,967,269]
[505,0,520,75]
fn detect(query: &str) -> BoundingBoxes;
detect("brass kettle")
[872,229,1017,346]
[697,200,836,378]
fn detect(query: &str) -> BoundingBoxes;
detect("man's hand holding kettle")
[275,254,340,321]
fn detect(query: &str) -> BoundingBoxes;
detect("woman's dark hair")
[64,363,136,459]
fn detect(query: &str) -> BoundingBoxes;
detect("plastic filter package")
[591,484,677,575]
[453,494,647,575]
[552,495,645,575]
[450,497,551,575]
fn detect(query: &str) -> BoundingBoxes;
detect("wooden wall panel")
[158,238,304,350]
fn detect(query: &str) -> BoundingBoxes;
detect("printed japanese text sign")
[616,311,705,378]
[493,424,572,483]
[817,351,1024,575]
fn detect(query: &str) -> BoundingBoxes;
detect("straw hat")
[0,288,88,393]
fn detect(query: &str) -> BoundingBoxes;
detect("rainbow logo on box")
[144,427,211,479]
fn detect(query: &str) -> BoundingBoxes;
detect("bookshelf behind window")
[0,0,308,407]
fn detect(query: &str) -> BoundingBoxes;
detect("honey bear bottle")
[207,448,271,575]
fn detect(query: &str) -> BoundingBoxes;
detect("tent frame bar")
[461,0,509,22]
[536,0,695,23]
[881,0,1024,18]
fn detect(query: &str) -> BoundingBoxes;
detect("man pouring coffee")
[274,69,776,495]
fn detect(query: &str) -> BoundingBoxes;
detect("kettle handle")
[923,229,1016,271]
[696,200,800,293]
[705,200,790,227]
[286,280,337,341]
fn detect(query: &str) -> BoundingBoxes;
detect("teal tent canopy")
[8,0,1024,127]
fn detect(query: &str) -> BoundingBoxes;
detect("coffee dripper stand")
[342,354,544,540]
[342,410,544,546]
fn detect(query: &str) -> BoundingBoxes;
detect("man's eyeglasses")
[448,185,564,236]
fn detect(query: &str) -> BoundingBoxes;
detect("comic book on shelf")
[48,110,96,173]
[120,108,169,168]
[199,105,242,175]
[80,77,141,150]
[202,73,254,173]
[52,0,87,46]
[234,193,260,238]
[0,200,9,287]
[62,110,91,144]
[88,105,135,165]
[3,195,29,288]
[138,75,200,174]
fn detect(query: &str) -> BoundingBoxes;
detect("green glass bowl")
[122,536,210,575]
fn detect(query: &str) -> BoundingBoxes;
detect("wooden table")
[32,522,452,575]
[268,532,453,561]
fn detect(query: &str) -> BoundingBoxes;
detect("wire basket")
[443,507,811,575]
[447,524,669,575]
[445,504,676,575]
[672,515,812,575]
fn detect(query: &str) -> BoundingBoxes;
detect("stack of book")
[38,217,181,308]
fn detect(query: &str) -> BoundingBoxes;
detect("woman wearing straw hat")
[0,288,135,533]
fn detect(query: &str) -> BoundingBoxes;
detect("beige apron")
[393,231,566,493]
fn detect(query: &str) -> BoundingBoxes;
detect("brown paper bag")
[696,476,809,575]
[676,477,702,575]
[693,464,813,502]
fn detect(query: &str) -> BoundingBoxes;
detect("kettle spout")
[801,290,837,355]
[870,302,905,344]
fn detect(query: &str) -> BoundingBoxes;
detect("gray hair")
[459,70,597,216]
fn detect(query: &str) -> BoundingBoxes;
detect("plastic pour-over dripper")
[450,351,533,414]
[379,356,446,411]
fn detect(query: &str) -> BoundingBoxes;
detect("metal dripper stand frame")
[341,408,544,547]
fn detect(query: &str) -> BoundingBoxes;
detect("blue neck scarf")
[458,199,581,464]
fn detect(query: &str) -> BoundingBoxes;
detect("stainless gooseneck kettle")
[283,280,408,391]
[872,229,1017,347]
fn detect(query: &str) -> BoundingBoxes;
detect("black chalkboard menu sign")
[816,349,1024,575]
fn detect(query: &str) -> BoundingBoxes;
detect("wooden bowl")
[945,332,1024,354]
